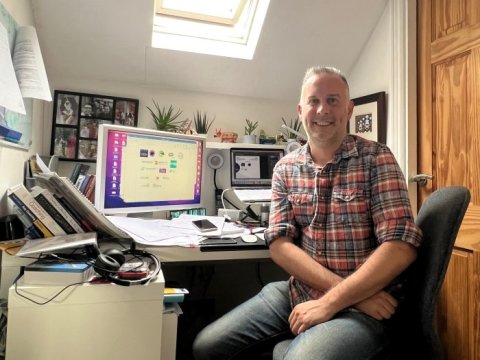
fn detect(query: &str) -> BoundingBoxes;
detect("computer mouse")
[241,234,258,243]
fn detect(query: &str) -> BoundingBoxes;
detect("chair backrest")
[394,186,470,359]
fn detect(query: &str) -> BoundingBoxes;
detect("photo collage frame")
[50,90,139,162]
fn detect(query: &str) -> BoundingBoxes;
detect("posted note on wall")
[0,22,25,114]
[13,26,51,101]
[0,23,51,114]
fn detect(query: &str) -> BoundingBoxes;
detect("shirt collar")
[295,135,359,167]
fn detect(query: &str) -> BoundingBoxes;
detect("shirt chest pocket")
[288,192,315,225]
[332,187,370,223]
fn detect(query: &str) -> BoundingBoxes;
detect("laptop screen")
[230,148,284,188]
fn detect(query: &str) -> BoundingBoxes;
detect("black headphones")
[93,248,161,286]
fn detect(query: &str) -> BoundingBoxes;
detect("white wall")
[348,0,416,184]
[349,3,390,100]
[1,0,416,217]
[0,0,45,216]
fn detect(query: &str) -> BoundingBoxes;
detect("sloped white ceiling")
[31,0,388,101]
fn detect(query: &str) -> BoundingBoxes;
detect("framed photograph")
[51,90,139,162]
[349,91,386,144]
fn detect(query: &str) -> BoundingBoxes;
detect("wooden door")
[418,0,480,358]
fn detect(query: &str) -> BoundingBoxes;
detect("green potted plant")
[243,118,258,144]
[281,116,303,140]
[193,111,215,134]
[146,100,182,132]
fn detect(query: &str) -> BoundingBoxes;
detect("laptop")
[230,148,284,203]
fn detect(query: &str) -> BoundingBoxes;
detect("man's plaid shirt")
[264,135,423,306]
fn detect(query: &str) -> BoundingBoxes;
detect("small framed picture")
[115,100,138,126]
[349,91,386,144]
[78,139,98,160]
[55,93,80,125]
[53,127,77,159]
[51,90,138,162]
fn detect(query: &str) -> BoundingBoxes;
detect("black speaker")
[93,248,160,286]
[207,152,224,170]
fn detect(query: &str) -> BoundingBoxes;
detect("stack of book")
[7,171,129,240]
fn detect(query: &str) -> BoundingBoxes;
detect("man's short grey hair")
[300,66,350,100]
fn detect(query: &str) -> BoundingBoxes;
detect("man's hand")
[288,290,398,335]
[288,299,337,335]
[353,290,398,320]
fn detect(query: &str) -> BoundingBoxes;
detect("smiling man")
[193,66,422,360]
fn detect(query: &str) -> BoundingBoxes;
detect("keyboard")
[233,188,272,202]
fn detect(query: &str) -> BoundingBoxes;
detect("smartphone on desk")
[192,219,218,233]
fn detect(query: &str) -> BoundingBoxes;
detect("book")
[23,259,95,285]
[8,191,53,237]
[33,172,130,239]
[30,186,85,233]
[163,288,189,303]
[69,163,90,184]
[12,204,43,239]
[7,184,67,237]
[83,175,96,202]
[30,186,77,234]
[74,174,87,190]
[53,193,95,232]
[79,174,94,195]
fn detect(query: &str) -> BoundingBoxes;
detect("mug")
[0,214,25,241]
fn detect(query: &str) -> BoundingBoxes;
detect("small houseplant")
[193,111,215,134]
[147,100,182,132]
[243,118,258,144]
[281,116,302,140]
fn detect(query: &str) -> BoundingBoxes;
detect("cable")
[220,188,231,209]
[213,169,219,191]
[12,268,90,306]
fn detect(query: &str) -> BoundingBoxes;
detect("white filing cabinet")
[6,272,178,360]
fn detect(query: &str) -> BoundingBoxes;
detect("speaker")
[93,248,160,286]
[207,152,224,170]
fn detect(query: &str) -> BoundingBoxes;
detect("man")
[193,66,422,359]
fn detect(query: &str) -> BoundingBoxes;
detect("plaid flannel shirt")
[264,135,423,307]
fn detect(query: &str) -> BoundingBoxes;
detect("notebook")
[230,148,284,203]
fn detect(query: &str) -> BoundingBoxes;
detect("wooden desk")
[146,245,271,263]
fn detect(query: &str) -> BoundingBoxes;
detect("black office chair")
[249,186,471,360]
[383,185,470,360]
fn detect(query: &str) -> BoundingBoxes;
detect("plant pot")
[243,135,257,144]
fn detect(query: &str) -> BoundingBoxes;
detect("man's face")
[297,73,353,147]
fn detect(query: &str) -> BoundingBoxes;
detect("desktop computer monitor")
[95,124,205,215]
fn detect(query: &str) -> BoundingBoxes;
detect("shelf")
[206,142,285,150]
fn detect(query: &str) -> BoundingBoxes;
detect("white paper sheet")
[13,26,51,101]
[0,23,25,114]
[106,215,235,247]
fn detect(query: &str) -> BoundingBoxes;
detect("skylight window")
[152,0,270,60]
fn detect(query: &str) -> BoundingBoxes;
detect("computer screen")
[230,148,284,188]
[95,124,205,215]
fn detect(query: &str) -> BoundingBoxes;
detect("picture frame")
[51,90,139,162]
[349,91,386,144]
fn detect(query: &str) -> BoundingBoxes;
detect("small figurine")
[214,129,238,143]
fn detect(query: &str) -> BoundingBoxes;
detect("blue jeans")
[193,281,390,360]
